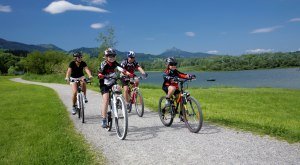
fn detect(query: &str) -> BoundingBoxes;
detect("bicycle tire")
[114,95,128,140]
[182,96,203,133]
[158,96,174,126]
[80,93,85,123]
[134,91,144,117]
[105,111,113,131]
[77,93,81,119]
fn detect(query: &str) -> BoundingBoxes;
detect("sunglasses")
[76,56,82,58]
[169,62,177,66]
[108,55,116,58]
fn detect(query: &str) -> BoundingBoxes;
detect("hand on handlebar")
[142,73,148,79]
[189,74,196,80]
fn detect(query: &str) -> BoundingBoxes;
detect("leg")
[123,85,130,103]
[71,83,78,106]
[166,86,176,98]
[101,92,109,118]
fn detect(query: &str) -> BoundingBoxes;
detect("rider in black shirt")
[65,52,93,115]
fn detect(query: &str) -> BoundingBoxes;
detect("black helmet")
[165,57,177,66]
[104,48,117,57]
[73,52,82,57]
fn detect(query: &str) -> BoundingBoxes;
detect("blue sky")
[0,0,300,55]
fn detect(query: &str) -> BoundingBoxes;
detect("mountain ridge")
[0,37,216,59]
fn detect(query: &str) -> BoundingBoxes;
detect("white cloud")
[90,23,106,29]
[207,50,219,54]
[0,5,11,12]
[289,18,300,22]
[43,1,108,14]
[185,32,196,37]
[84,0,107,5]
[246,48,274,54]
[251,26,282,34]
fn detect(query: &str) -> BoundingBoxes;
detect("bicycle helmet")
[104,48,117,57]
[165,57,177,66]
[73,52,83,57]
[127,51,135,58]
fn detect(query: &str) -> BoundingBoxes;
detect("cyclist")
[98,48,133,128]
[120,51,147,110]
[65,52,93,115]
[162,57,196,107]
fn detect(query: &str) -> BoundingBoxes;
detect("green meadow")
[22,74,300,143]
[0,76,105,164]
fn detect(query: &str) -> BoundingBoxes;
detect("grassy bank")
[0,76,105,164]
[22,74,300,143]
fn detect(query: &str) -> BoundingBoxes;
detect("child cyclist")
[120,51,147,110]
[162,57,196,106]
[97,48,133,128]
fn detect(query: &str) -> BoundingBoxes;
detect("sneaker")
[101,119,107,128]
[84,97,88,103]
[72,106,77,115]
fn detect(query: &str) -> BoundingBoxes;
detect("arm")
[137,66,146,75]
[84,66,93,78]
[65,67,71,80]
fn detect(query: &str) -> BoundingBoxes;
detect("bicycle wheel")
[114,95,128,140]
[79,93,85,123]
[134,91,144,117]
[77,93,81,119]
[105,111,113,131]
[158,96,174,126]
[182,96,203,133]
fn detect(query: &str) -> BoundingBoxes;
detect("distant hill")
[0,38,64,52]
[1,38,216,60]
[69,47,159,62]
[159,47,215,58]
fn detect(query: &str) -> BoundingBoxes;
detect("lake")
[137,68,300,89]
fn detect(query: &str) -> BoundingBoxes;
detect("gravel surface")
[12,78,300,165]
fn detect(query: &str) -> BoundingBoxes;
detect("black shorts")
[162,85,180,95]
[100,84,113,94]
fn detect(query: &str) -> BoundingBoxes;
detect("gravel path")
[12,78,300,165]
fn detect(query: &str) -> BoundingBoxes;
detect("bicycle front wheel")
[114,95,128,140]
[158,96,174,126]
[79,93,85,123]
[77,93,81,119]
[182,96,203,133]
[134,91,144,117]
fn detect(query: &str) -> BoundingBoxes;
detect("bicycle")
[104,73,128,140]
[158,77,203,133]
[126,76,145,117]
[69,77,91,123]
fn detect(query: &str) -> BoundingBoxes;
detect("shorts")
[162,85,180,95]
[70,76,85,85]
[100,84,113,94]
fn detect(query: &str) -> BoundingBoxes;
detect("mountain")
[0,38,64,52]
[159,47,215,58]
[69,47,159,62]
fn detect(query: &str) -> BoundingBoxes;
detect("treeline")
[1,49,300,75]
[140,51,300,71]
[0,50,99,75]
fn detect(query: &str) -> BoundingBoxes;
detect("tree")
[96,26,118,61]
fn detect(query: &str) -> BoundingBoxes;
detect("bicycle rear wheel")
[158,96,174,126]
[105,111,113,131]
[79,94,85,123]
[182,96,203,133]
[134,91,144,117]
[114,95,128,140]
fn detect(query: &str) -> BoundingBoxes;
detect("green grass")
[0,76,105,164]
[141,87,300,143]
[21,74,300,143]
